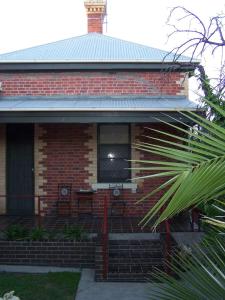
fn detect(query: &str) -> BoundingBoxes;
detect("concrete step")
[109,259,163,266]
[109,233,160,241]
[107,238,164,282]
[107,268,164,282]
[109,251,162,257]
[109,263,164,272]
[109,239,161,245]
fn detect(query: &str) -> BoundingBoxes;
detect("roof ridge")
[0,32,199,63]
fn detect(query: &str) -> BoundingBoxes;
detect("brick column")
[34,124,47,215]
[131,124,144,188]
[84,124,97,186]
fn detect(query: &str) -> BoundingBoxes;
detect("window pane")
[99,159,130,182]
[99,145,130,159]
[99,125,129,144]
[98,124,131,182]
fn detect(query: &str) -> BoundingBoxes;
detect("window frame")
[97,124,131,183]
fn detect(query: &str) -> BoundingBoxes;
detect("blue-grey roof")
[0,95,197,111]
[0,33,195,63]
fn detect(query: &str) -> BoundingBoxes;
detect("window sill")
[91,183,137,193]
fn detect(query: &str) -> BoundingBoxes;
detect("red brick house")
[0,0,197,218]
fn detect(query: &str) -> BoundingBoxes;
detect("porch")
[0,212,203,282]
[0,96,196,218]
[0,192,202,282]
[0,122,175,218]
[0,213,197,234]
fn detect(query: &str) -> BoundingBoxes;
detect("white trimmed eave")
[0,107,198,112]
[0,58,201,63]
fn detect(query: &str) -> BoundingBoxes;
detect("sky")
[0,0,224,98]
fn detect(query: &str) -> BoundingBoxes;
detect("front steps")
[107,234,164,282]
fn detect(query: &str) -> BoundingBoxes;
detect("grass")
[0,272,80,300]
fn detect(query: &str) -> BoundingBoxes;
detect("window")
[98,124,131,183]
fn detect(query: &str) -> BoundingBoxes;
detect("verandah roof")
[0,95,197,111]
[0,95,198,123]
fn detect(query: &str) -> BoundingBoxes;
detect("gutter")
[0,107,198,112]
[0,62,199,72]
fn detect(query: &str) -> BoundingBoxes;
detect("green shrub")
[2,225,89,241]
[63,225,87,241]
[47,230,58,240]
[4,225,29,241]
[29,227,48,241]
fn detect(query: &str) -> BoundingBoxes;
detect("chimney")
[84,0,106,34]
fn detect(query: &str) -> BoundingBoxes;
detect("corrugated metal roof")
[0,95,197,111]
[0,33,195,63]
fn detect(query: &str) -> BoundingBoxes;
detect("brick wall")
[0,240,95,268]
[35,122,175,217]
[0,122,179,218]
[0,71,188,97]
[39,124,92,215]
[0,118,181,216]
[90,124,168,217]
[0,69,187,217]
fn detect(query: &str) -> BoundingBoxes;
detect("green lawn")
[0,272,80,300]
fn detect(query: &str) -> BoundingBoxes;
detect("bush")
[1,225,88,241]
[29,227,48,241]
[4,225,29,241]
[63,225,87,241]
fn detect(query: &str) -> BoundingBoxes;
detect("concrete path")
[109,233,159,240]
[75,269,160,300]
[172,232,204,247]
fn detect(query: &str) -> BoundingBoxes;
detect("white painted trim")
[0,107,198,112]
[91,183,137,193]
[0,59,200,63]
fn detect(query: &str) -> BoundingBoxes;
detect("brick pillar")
[84,0,106,34]
[34,124,47,216]
[84,124,97,186]
[131,124,144,188]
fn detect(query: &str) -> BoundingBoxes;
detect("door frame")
[6,124,34,216]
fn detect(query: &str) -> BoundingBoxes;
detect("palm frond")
[150,237,225,300]
[133,103,225,227]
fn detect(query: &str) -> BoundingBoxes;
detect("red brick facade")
[0,69,187,217]
[0,71,186,97]
[34,122,172,217]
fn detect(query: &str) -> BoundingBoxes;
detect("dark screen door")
[7,124,34,216]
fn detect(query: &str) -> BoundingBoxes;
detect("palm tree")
[132,101,225,299]
[150,233,225,299]
[133,101,225,229]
